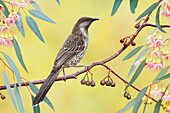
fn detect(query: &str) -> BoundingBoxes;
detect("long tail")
[32,67,61,107]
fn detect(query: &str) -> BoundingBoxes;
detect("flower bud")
[100,80,105,86]
[120,39,124,43]
[131,42,136,46]
[110,81,116,87]
[86,81,90,86]
[106,80,111,86]
[135,23,140,28]
[90,81,95,87]
[81,79,86,85]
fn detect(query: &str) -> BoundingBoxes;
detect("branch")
[144,23,170,28]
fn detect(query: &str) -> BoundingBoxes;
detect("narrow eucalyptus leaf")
[156,5,166,33]
[136,2,159,21]
[123,45,143,61]
[14,84,25,113]
[13,37,28,72]
[111,0,123,16]
[126,59,146,89]
[133,86,148,113]
[2,52,21,88]
[3,70,18,113]
[130,0,138,14]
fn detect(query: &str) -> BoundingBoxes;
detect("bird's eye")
[83,20,86,22]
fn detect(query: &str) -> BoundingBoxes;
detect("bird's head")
[75,17,99,29]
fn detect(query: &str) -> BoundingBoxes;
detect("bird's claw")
[63,75,67,82]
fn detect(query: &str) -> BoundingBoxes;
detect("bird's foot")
[63,75,67,82]
[62,68,67,82]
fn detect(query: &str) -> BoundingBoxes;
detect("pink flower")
[0,38,13,47]
[153,63,163,71]
[162,0,169,8]
[147,61,155,69]
[150,88,160,98]
[135,61,141,66]
[151,51,160,57]
[10,0,19,6]
[12,14,20,20]
[166,106,170,112]
[147,35,156,42]
[5,17,16,26]
[163,95,170,101]
[1,25,10,32]
[155,39,164,46]
[166,110,170,112]
[19,2,27,8]
[147,35,156,41]
[164,54,170,60]
[161,9,169,17]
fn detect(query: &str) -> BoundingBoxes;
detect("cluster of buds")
[160,0,170,17]
[81,79,95,87]
[120,36,136,47]
[81,71,95,87]
[123,91,131,100]
[100,75,116,87]
[150,85,170,112]
[135,30,170,71]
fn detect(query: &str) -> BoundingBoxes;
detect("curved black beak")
[92,18,99,21]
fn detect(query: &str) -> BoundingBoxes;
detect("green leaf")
[30,1,41,11]
[31,95,40,113]
[56,0,60,5]
[0,0,9,17]
[152,66,170,83]
[111,0,123,16]
[26,16,45,43]
[154,85,169,113]
[156,73,170,81]
[29,82,55,112]
[128,46,148,77]
[136,2,159,21]
[123,45,143,61]
[133,86,148,113]
[2,52,21,88]
[156,5,166,33]
[13,37,28,72]
[14,84,25,113]
[3,70,18,113]
[126,59,146,89]
[16,12,25,38]
[117,98,136,113]
[130,0,138,14]
[29,10,56,24]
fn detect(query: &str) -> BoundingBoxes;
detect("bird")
[32,17,99,106]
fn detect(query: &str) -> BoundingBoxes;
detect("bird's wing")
[54,34,85,67]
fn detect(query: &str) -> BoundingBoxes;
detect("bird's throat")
[80,27,88,37]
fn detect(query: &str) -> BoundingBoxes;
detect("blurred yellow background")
[0,0,170,113]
